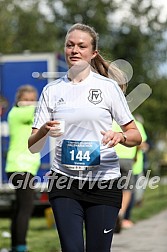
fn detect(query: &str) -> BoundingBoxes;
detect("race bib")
[61,140,100,169]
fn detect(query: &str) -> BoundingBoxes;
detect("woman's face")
[18,91,37,106]
[65,30,97,68]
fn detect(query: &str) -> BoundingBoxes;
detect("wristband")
[120,132,127,144]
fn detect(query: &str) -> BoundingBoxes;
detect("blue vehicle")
[0,52,67,209]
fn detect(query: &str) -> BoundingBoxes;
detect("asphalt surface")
[112,209,167,252]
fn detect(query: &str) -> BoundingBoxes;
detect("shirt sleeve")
[32,87,51,129]
[110,82,133,126]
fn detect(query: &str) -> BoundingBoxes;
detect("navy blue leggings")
[50,197,119,252]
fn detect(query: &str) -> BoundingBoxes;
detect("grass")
[0,214,61,252]
[0,183,167,251]
[131,182,167,222]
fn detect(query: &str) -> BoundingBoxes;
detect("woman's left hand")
[101,130,123,147]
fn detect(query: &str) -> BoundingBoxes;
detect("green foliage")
[0,216,61,252]
[0,0,59,53]
[136,77,167,139]
[132,184,167,222]
[111,0,166,86]
[45,0,116,52]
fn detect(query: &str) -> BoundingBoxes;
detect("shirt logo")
[57,98,65,105]
[103,228,113,234]
[88,89,103,105]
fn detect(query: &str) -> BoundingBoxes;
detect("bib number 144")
[70,150,90,162]
[61,140,100,167]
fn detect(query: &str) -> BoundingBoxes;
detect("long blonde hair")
[66,23,127,93]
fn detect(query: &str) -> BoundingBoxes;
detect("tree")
[0,0,59,53]
[107,0,167,140]
[110,0,167,87]
[45,0,117,52]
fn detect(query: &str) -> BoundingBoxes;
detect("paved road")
[112,209,167,252]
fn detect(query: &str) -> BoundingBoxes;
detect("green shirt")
[112,120,147,175]
[133,121,147,175]
[112,121,137,159]
[5,105,40,175]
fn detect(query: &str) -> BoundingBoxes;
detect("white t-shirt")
[33,71,133,180]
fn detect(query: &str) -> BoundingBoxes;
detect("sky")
[39,0,167,23]
[110,0,167,26]
[152,0,167,22]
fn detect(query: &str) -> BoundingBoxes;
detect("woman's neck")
[68,64,91,84]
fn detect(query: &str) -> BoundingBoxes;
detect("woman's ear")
[91,50,98,60]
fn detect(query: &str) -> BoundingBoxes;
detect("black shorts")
[48,171,122,209]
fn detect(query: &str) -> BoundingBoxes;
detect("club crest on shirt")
[88,89,103,105]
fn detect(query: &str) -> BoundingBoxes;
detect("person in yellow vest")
[113,116,148,232]
[5,85,41,252]
[123,116,149,228]
[133,117,149,203]
[112,120,137,232]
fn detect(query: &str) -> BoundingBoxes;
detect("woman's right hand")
[28,120,64,153]
[45,120,64,138]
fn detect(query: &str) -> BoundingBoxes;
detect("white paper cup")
[57,119,65,134]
